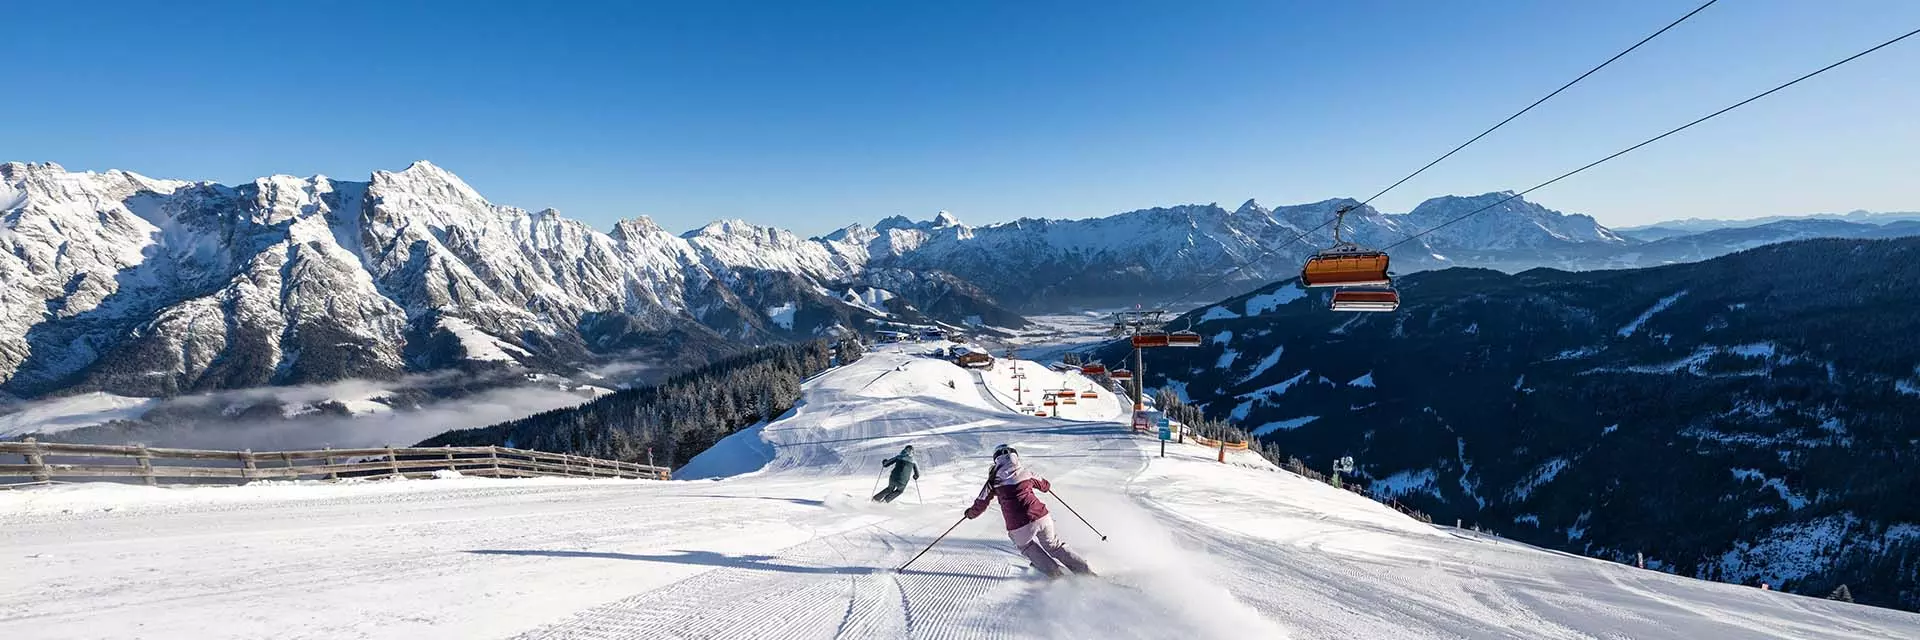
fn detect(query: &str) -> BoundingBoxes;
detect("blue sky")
[5,1,1916,235]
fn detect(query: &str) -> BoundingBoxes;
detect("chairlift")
[1329,288,1401,312]
[1301,205,1392,288]
[1131,332,1171,349]
[1168,331,1203,348]
[1080,363,1107,376]
[1035,411,1049,417]
[1058,390,1078,399]
[1083,390,1100,399]
[1111,369,1134,381]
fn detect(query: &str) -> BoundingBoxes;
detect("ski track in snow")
[5,343,1918,639]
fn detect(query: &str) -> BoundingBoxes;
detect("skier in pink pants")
[963,444,1095,578]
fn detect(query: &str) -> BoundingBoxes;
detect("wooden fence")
[0,438,668,487]
[1189,433,1249,450]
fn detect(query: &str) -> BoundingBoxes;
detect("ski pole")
[896,516,967,573]
[914,482,923,505]
[872,469,885,495]
[1046,490,1108,541]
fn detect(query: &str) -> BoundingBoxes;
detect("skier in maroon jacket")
[963,444,1095,578]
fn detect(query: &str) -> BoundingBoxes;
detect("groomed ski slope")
[6,343,1920,639]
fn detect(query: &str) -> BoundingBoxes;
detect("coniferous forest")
[420,338,864,468]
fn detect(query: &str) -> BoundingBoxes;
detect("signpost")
[1156,414,1172,458]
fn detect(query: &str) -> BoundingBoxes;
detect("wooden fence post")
[489,447,502,477]
[324,446,338,481]
[135,444,156,486]
[385,446,400,477]
[443,445,454,475]
[241,449,259,483]
[24,437,49,483]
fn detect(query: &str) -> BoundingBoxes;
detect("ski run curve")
[6,343,1919,639]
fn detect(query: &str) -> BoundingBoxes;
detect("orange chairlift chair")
[1330,288,1401,312]
[1301,205,1400,312]
[1130,332,1171,349]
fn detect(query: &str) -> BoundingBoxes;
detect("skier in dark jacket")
[873,445,920,503]
[963,444,1094,578]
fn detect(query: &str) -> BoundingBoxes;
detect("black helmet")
[992,443,1017,457]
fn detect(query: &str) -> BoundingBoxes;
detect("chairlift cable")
[1157,2,1718,308]
[1383,25,1920,250]
[1353,0,1719,210]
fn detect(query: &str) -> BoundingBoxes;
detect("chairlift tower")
[1109,308,1168,413]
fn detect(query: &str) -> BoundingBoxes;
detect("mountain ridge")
[1099,237,1920,611]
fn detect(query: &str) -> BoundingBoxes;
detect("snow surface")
[438,316,530,362]
[1243,283,1306,315]
[1198,306,1241,322]
[1510,457,1571,501]
[1250,415,1318,436]
[1240,346,1284,383]
[764,302,798,330]
[1239,370,1310,404]
[1373,468,1442,498]
[1618,290,1689,337]
[1347,372,1375,388]
[5,342,1918,639]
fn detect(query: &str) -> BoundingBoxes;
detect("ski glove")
[964,500,988,519]
[1034,478,1051,493]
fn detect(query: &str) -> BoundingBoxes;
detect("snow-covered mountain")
[0,161,1015,403]
[850,194,1631,309]
[12,158,1901,406]
[1101,237,1920,612]
[1619,209,1920,241]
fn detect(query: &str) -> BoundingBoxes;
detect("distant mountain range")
[0,161,1018,408]
[1618,210,1920,241]
[4,159,1915,441]
[1096,237,1920,611]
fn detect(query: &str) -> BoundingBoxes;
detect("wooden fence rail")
[0,438,669,487]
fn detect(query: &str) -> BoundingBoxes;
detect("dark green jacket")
[883,450,919,486]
